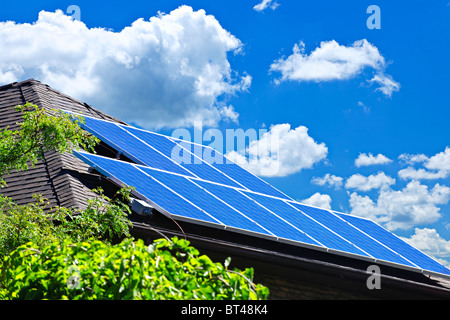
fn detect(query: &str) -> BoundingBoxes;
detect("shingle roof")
[0,79,126,209]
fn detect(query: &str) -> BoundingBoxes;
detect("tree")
[0,102,98,187]
[0,103,269,300]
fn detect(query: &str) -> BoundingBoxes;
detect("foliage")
[0,237,269,300]
[54,187,133,244]
[0,102,270,300]
[0,102,99,186]
[0,187,133,260]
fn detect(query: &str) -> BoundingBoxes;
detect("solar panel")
[333,211,450,276]
[80,116,194,177]
[78,115,290,199]
[71,114,450,279]
[169,138,291,200]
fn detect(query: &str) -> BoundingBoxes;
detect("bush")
[0,237,269,300]
[0,187,132,260]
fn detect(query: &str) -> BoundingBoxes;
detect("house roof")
[0,79,126,210]
[1,78,450,299]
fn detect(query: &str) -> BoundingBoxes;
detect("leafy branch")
[0,102,99,186]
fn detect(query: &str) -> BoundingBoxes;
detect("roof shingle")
[0,78,125,210]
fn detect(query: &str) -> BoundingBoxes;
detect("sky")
[1,0,450,266]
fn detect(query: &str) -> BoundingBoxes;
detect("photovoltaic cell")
[79,114,291,199]
[171,138,292,200]
[139,166,273,236]
[334,211,450,275]
[245,193,368,257]
[291,203,416,267]
[74,151,221,225]
[193,180,322,247]
[122,126,243,188]
[80,116,193,177]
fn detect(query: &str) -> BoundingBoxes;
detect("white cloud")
[349,181,450,230]
[357,101,370,113]
[426,147,450,172]
[369,73,400,97]
[398,153,429,165]
[345,172,395,192]
[355,153,392,167]
[398,147,450,180]
[311,173,343,189]
[269,39,399,96]
[0,7,250,129]
[225,123,328,177]
[402,228,450,267]
[398,167,448,180]
[301,192,332,210]
[253,0,280,12]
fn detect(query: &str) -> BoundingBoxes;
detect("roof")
[0,79,126,210]
[1,78,450,299]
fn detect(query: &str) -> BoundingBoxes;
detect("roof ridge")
[1,78,127,124]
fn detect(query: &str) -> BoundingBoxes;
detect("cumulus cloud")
[355,152,392,167]
[369,73,400,97]
[225,123,328,177]
[0,7,250,129]
[398,153,429,165]
[345,172,395,192]
[398,147,450,180]
[402,228,450,267]
[427,147,450,172]
[349,181,450,230]
[398,167,448,180]
[301,192,332,210]
[269,39,399,96]
[253,0,280,12]
[311,173,343,189]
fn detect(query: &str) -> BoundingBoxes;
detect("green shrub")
[0,187,132,260]
[0,237,269,300]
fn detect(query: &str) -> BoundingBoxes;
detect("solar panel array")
[72,114,450,278]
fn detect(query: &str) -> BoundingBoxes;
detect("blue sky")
[1,0,450,265]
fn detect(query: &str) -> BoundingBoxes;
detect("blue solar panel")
[334,212,450,275]
[170,138,292,200]
[193,179,322,247]
[80,116,193,177]
[290,203,416,267]
[71,114,450,278]
[74,151,221,225]
[79,114,291,199]
[121,126,243,188]
[245,193,368,257]
[138,166,273,236]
